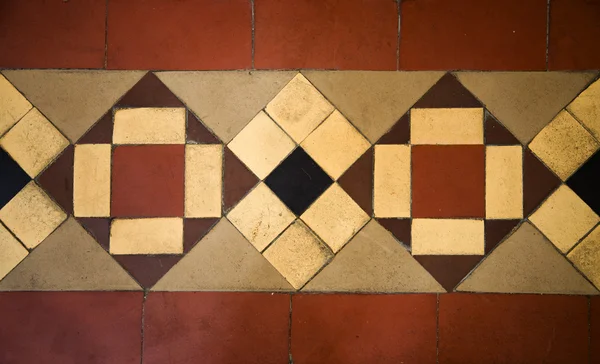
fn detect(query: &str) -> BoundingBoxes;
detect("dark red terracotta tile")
[116,73,184,108]
[399,0,547,70]
[292,294,437,364]
[111,145,185,217]
[77,218,110,251]
[113,255,181,289]
[376,218,411,248]
[485,114,521,145]
[523,148,562,216]
[37,145,74,214]
[592,297,600,363]
[412,145,485,218]
[0,1,105,68]
[144,292,289,364]
[183,218,219,253]
[107,0,251,70]
[484,220,521,254]
[439,294,589,364]
[549,0,600,70]
[377,113,410,144]
[77,112,113,144]
[0,292,142,364]
[255,0,397,70]
[187,111,220,144]
[412,73,482,108]
[338,148,373,215]
[414,256,481,292]
[223,147,259,212]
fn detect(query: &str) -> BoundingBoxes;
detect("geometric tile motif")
[568,225,600,290]
[568,151,600,215]
[0,74,31,136]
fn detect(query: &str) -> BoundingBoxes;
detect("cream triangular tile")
[156,71,296,143]
[302,71,444,143]
[455,72,596,144]
[0,218,141,291]
[1,70,145,142]
[457,222,598,294]
[303,220,445,293]
[152,218,294,291]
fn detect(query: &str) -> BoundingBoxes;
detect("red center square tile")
[412,145,485,218]
[111,145,185,217]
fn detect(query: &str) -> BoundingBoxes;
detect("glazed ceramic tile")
[0,223,28,280]
[485,146,523,219]
[0,74,31,136]
[223,148,259,211]
[373,145,411,218]
[337,148,374,215]
[413,73,482,109]
[73,144,111,217]
[567,151,600,215]
[484,115,520,145]
[186,111,220,144]
[568,79,600,140]
[113,107,186,144]
[115,72,184,108]
[412,219,484,255]
[523,149,562,215]
[411,108,484,145]
[184,144,222,218]
[568,226,600,289]
[110,218,183,255]
[0,149,30,209]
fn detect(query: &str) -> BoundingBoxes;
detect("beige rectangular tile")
[486,146,523,219]
[412,219,484,255]
[113,107,186,144]
[185,144,222,218]
[0,74,32,136]
[73,144,111,217]
[374,145,410,218]
[411,108,484,145]
[0,223,28,280]
[110,218,183,255]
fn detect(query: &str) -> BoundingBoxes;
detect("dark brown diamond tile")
[338,148,373,215]
[523,148,562,216]
[37,145,74,214]
[223,147,259,212]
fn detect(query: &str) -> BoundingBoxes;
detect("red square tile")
[111,145,185,217]
[144,292,290,364]
[254,0,398,70]
[592,297,600,363]
[0,292,142,364]
[0,1,105,68]
[107,0,251,70]
[549,0,600,70]
[291,294,437,364]
[398,0,547,70]
[439,294,589,364]
[412,145,485,218]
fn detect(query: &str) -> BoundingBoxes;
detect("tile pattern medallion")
[0,70,599,294]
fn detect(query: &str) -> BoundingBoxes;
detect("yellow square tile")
[373,145,411,218]
[0,223,28,280]
[227,183,295,251]
[485,146,523,219]
[529,185,599,253]
[412,219,484,255]
[568,225,600,289]
[0,108,69,177]
[0,74,32,136]
[110,218,183,255]
[301,184,369,253]
[73,144,112,217]
[185,144,223,218]
[567,79,600,140]
[113,107,186,144]
[301,110,371,180]
[265,73,334,143]
[0,182,67,249]
[227,111,295,179]
[529,110,599,180]
[263,220,332,289]
[411,108,484,145]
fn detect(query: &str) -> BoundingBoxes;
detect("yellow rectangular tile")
[110,218,183,255]
[411,108,484,145]
[374,145,410,218]
[0,74,32,136]
[412,219,484,255]
[185,144,222,217]
[73,144,111,217]
[113,107,186,144]
[485,146,523,219]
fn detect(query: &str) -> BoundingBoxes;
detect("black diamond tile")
[0,148,31,208]
[567,151,600,214]
[265,148,333,216]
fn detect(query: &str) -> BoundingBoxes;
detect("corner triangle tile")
[412,72,482,109]
[116,72,184,108]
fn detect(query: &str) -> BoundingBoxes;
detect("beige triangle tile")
[567,78,600,140]
[455,72,596,144]
[456,222,598,295]
[156,71,297,143]
[0,74,32,136]
[0,217,141,291]
[1,70,145,142]
[302,71,444,143]
[0,223,28,281]
[303,219,445,293]
[152,218,294,291]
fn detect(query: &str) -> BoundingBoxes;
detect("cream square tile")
[113,107,186,144]
[0,108,69,178]
[110,218,183,255]
[529,185,599,253]
[0,223,28,281]
[485,146,523,219]
[567,79,600,140]
[529,110,599,180]
[374,145,411,218]
[568,225,600,289]
[227,111,295,179]
[0,182,66,249]
[301,110,370,180]
[185,144,223,218]
[265,73,334,143]
[301,184,370,253]
[0,74,32,136]
[73,144,111,217]
[263,220,332,289]
[412,219,484,255]
[411,108,484,145]
[227,183,295,251]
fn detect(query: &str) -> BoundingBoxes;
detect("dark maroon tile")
[292,294,437,364]
[412,73,482,109]
[439,294,589,364]
[592,297,600,363]
[113,255,181,289]
[414,256,482,292]
[77,112,113,144]
[187,111,220,144]
[183,218,219,253]
[523,148,562,216]
[376,218,411,248]
[77,218,110,251]
[116,72,184,108]
[338,148,373,215]
[144,292,289,364]
[223,147,259,212]
[377,113,410,144]
[0,292,142,364]
[484,220,521,254]
[37,145,74,214]
[485,113,520,145]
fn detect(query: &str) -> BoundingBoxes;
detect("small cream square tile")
[374,145,411,218]
[0,74,32,136]
[567,79,600,140]
[185,144,223,217]
[110,218,183,255]
[0,182,67,249]
[301,110,370,180]
[301,184,369,253]
[529,185,599,253]
[73,144,111,217]
[227,111,295,179]
[529,110,599,180]
[0,223,28,280]
[485,146,523,219]
[263,220,332,289]
[411,108,484,145]
[266,73,334,143]
[113,107,186,144]
[227,183,295,251]
[412,219,484,255]
[568,225,600,289]
[0,108,69,177]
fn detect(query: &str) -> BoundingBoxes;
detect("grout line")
[288,294,293,364]
[104,0,109,69]
[251,0,256,70]
[546,0,550,71]
[396,0,401,71]
[436,293,440,364]
[589,296,592,364]
[140,291,147,364]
